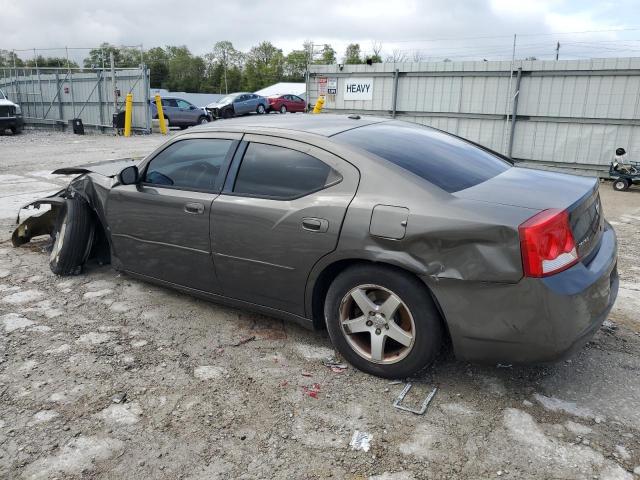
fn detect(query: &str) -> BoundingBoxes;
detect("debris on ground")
[302,383,321,399]
[231,335,256,346]
[392,383,438,415]
[601,320,618,334]
[322,357,348,373]
[111,393,127,404]
[301,371,313,377]
[349,430,372,452]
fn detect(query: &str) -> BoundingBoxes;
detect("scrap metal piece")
[349,430,372,452]
[392,383,437,415]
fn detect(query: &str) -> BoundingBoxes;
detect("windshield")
[218,95,235,104]
[334,121,511,193]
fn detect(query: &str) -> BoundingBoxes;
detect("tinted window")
[162,99,178,108]
[334,122,510,193]
[144,139,233,191]
[291,95,303,102]
[176,99,192,109]
[233,143,341,199]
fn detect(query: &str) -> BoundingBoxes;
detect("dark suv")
[0,89,24,134]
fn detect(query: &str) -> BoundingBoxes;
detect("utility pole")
[555,42,560,61]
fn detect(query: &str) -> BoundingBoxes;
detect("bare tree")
[385,49,407,63]
[411,50,424,62]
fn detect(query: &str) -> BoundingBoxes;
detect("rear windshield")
[334,121,511,193]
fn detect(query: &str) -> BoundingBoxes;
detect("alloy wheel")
[339,284,416,364]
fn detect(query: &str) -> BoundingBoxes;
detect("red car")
[267,94,306,113]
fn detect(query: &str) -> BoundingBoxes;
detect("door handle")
[302,217,329,233]
[184,202,204,214]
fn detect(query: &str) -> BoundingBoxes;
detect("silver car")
[150,97,211,129]
[13,114,618,378]
[206,93,269,119]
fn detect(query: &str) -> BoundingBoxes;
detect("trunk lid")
[456,166,604,262]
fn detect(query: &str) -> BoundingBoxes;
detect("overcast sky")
[2,0,640,63]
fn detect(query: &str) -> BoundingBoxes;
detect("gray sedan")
[150,97,211,129]
[12,115,618,378]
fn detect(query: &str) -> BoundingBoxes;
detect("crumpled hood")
[52,158,138,177]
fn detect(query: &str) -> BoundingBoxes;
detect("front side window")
[233,143,341,199]
[144,139,233,191]
[176,99,192,109]
[334,121,510,193]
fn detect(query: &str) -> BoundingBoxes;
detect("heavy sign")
[344,77,373,100]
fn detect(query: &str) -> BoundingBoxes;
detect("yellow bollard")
[312,96,325,114]
[155,94,167,135]
[124,93,133,137]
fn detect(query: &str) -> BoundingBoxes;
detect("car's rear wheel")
[280,105,287,114]
[325,265,443,378]
[49,197,95,276]
[256,104,266,114]
[613,179,630,191]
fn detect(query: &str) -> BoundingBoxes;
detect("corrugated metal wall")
[0,67,150,131]
[309,57,640,174]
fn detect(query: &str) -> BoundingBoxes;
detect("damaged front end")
[11,190,67,248]
[12,167,120,269]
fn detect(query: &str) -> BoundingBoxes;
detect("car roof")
[191,114,390,137]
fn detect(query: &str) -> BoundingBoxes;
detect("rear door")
[211,135,360,315]
[106,133,242,292]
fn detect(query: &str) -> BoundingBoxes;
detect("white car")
[0,89,23,134]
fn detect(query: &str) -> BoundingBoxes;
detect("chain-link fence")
[0,46,150,132]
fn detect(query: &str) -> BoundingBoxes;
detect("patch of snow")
[29,410,59,425]
[565,421,593,436]
[194,365,225,380]
[2,289,45,305]
[21,435,124,480]
[76,332,111,345]
[294,343,334,360]
[534,393,599,421]
[2,313,35,332]
[83,289,113,299]
[97,402,142,425]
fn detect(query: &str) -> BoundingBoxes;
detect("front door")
[211,135,359,315]
[106,134,241,293]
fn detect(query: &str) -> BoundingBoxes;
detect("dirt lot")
[1,129,639,480]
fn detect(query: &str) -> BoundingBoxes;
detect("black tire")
[613,179,630,191]
[198,116,209,125]
[256,104,266,114]
[49,197,95,276]
[279,105,287,114]
[10,126,18,134]
[324,264,443,378]
[179,126,188,130]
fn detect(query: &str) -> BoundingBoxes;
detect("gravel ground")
[1,129,639,480]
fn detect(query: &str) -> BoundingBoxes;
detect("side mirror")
[119,165,139,185]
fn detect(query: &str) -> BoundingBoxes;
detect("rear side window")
[144,139,233,191]
[233,143,341,199]
[334,122,510,193]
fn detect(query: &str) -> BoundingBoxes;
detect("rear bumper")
[0,116,24,131]
[426,222,618,364]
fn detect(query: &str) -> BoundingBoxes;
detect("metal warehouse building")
[308,57,640,175]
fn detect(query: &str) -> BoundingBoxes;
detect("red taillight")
[519,208,578,277]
